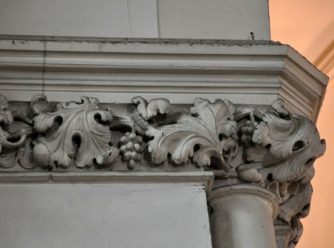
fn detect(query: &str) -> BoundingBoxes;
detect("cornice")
[0,36,328,248]
[0,171,214,192]
[0,36,328,121]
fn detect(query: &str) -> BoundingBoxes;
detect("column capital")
[209,184,278,218]
[0,37,328,248]
[0,93,325,247]
[209,184,278,248]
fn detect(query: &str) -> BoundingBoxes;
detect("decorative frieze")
[146,98,238,169]
[0,94,325,247]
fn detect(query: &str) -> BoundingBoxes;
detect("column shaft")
[209,184,278,248]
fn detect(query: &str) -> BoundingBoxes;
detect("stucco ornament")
[119,131,144,169]
[132,96,170,120]
[238,100,325,183]
[146,98,238,170]
[0,95,324,174]
[127,96,171,135]
[32,96,118,169]
[0,94,325,247]
[237,99,325,247]
[0,95,32,168]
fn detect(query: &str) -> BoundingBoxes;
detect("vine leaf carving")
[238,100,325,183]
[0,95,31,168]
[0,95,14,154]
[31,94,48,115]
[253,114,304,160]
[32,97,118,169]
[132,96,170,120]
[147,98,238,169]
[237,100,325,247]
[252,113,325,182]
[0,94,326,248]
[0,96,29,151]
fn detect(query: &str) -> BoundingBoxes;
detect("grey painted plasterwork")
[0,36,328,248]
[0,37,328,121]
[0,93,325,247]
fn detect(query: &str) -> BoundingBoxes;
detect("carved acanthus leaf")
[252,114,325,182]
[147,98,238,169]
[279,183,312,222]
[32,97,118,169]
[236,100,325,247]
[0,95,325,248]
[238,100,325,183]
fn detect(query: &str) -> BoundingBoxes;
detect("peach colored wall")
[270,1,334,247]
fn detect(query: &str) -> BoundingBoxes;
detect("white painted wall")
[0,0,270,39]
[0,0,159,38]
[0,183,212,248]
[158,0,270,40]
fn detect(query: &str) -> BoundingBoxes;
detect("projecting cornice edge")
[0,36,328,121]
[0,37,328,247]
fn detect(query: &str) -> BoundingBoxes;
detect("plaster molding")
[0,36,328,121]
[209,183,279,219]
[0,171,214,193]
[0,37,328,248]
[209,184,278,248]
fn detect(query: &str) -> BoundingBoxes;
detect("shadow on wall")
[307,21,334,77]
[299,21,334,248]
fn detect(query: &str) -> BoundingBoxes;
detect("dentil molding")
[0,94,325,247]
